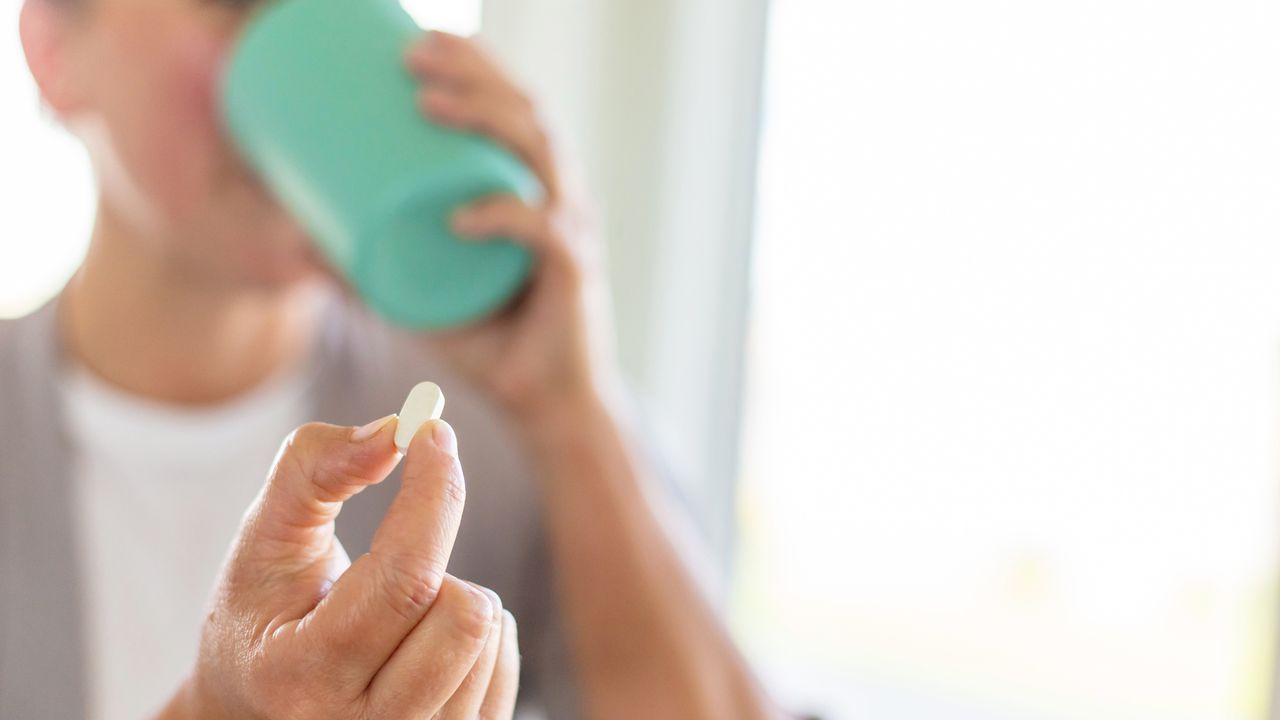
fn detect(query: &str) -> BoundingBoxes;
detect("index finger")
[405,31,498,92]
[292,420,467,680]
[405,34,566,205]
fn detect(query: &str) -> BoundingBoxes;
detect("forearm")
[518,391,776,720]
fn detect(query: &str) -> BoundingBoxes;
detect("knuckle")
[442,577,496,644]
[276,422,328,469]
[371,552,445,624]
[515,90,536,115]
[473,583,504,623]
[289,421,330,448]
[437,456,468,509]
[535,212,558,242]
[516,115,547,152]
[558,251,587,289]
[530,117,549,146]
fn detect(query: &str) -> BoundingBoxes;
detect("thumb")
[231,416,402,577]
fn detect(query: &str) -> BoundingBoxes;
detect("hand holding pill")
[158,383,517,720]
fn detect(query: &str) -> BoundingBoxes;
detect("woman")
[1,0,778,717]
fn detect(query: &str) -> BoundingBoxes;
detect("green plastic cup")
[221,0,538,329]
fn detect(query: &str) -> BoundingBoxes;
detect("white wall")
[481,0,770,565]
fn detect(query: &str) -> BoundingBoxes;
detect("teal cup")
[221,0,539,329]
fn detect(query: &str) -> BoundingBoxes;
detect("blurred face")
[51,0,325,288]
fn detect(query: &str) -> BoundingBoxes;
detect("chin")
[198,236,328,293]
[220,219,329,282]
[236,252,332,291]
[243,266,324,292]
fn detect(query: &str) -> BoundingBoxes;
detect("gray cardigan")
[0,299,579,718]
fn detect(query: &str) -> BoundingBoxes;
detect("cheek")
[157,29,236,184]
[170,26,235,144]
[111,23,239,221]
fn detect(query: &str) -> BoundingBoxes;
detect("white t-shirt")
[63,365,313,720]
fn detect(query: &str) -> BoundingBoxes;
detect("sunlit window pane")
[733,1,1280,718]
[0,8,93,319]
[401,0,482,35]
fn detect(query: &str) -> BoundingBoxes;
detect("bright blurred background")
[6,1,1280,719]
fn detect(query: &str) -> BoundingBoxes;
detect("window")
[0,7,93,319]
[732,1,1280,717]
[400,0,481,37]
[0,0,481,320]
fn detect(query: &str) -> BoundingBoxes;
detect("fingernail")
[431,419,458,456]
[352,414,397,442]
[452,210,483,235]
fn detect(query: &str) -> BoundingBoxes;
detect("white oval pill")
[395,381,447,452]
